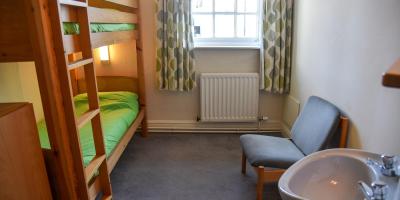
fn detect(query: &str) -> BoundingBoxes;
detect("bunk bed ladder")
[50,0,113,199]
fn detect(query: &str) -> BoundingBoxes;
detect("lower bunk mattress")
[37,91,139,166]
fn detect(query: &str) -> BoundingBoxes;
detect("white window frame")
[192,0,262,48]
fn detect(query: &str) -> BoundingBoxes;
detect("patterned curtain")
[155,0,196,91]
[261,0,294,94]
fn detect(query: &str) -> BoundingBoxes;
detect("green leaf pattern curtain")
[261,0,294,94]
[155,0,196,91]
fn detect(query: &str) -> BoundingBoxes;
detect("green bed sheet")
[63,22,136,35]
[37,91,139,166]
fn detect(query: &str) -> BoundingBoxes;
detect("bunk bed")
[39,77,145,171]
[0,0,147,199]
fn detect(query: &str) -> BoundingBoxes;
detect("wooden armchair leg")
[256,166,265,200]
[241,151,247,174]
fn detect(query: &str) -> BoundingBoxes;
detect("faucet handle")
[371,181,389,200]
[358,181,373,198]
[358,181,389,200]
[381,155,395,169]
[381,155,398,177]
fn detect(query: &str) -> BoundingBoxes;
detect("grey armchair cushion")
[291,96,340,155]
[240,135,305,169]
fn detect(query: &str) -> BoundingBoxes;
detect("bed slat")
[68,58,94,70]
[77,108,100,128]
[88,7,138,23]
[89,0,137,13]
[84,154,106,183]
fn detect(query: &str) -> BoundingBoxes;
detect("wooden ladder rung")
[67,58,93,70]
[59,0,87,7]
[84,154,106,182]
[77,108,100,128]
[103,195,112,200]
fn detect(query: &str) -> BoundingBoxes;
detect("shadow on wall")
[0,62,44,121]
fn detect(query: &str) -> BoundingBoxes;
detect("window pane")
[192,0,213,12]
[246,0,258,12]
[193,14,213,38]
[236,14,258,38]
[215,0,235,12]
[237,0,258,13]
[237,0,245,12]
[236,15,245,37]
[244,14,257,38]
[215,15,234,38]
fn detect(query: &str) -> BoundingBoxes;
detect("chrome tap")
[367,155,399,177]
[381,155,398,177]
[358,181,389,200]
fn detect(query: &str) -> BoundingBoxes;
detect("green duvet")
[37,91,139,166]
[63,22,136,35]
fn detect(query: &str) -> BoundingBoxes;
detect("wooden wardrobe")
[0,103,52,200]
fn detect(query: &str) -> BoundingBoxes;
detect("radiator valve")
[258,116,269,121]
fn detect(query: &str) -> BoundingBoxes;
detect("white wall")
[139,0,284,130]
[0,62,44,121]
[289,0,400,154]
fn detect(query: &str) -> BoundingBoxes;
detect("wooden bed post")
[136,0,148,137]
[22,0,81,199]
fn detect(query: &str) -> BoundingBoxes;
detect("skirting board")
[146,120,282,133]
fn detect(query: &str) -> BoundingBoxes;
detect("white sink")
[278,149,398,200]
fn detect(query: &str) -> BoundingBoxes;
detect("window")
[192,0,261,47]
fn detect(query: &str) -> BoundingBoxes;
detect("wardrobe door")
[0,103,52,200]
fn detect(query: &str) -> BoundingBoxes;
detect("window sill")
[194,45,261,50]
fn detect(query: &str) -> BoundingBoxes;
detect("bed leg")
[140,117,148,137]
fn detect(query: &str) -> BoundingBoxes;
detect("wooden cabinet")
[0,103,52,200]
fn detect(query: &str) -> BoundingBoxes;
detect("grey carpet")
[110,133,283,200]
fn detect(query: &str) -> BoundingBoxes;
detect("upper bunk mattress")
[63,22,136,35]
[37,91,139,166]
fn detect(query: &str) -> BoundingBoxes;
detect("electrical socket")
[258,116,269,121]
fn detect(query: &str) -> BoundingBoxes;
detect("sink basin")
[279,149,398,200]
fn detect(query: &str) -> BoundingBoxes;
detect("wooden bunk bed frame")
[76,76,146,171]
[0,0,147,199]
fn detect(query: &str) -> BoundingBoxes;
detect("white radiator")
[200,73,259,122]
